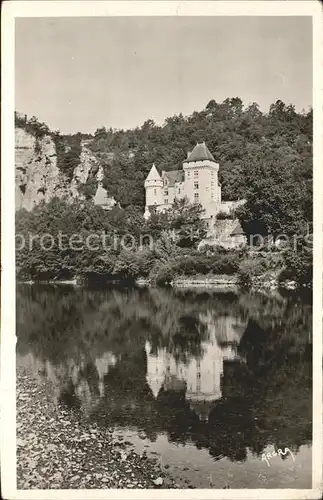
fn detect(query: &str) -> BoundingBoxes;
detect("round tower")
[144,164,163,218]
[182,142,221,217]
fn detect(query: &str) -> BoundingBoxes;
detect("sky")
[15,16,312,134]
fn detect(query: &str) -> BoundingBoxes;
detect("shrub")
[210,253,240,274]
[216,211,230,220]
[279,245,312,288]
[237,257,266,290]
[150,251,242,286]
[153,262,179,286]
[79,176,98,200]
[15,112,51,139]
[53,134,82,180]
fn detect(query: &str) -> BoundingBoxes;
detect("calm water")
[16,284,312,488]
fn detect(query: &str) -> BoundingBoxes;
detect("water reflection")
[16,285,312,468]
[145,320,242,416]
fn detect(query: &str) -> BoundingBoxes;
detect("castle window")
[194,182,199,190]
[187,172,191,179]
[154,188,157,195]
[164,198,168,204]
[164,188,168,196]
[164,178,168,186]
[211,171,214,177]
[194,170,198,177]
[194,192,199,201]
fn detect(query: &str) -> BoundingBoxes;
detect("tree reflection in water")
[17,284,312,462]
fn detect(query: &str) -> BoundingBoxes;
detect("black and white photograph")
[1,1,322,498]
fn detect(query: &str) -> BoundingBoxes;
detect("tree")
[16,97,313,286]
[237,150,311,240]
[167,197,207,248]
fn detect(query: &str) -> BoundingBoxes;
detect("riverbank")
[19,273,299,293]
[16,367,178,489]
[170,274,238,290]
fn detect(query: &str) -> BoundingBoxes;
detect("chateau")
[144,142,245,239]
[145,312,246,421]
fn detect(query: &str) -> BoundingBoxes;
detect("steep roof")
[186,142,215,163]
[162,169,185,187]
[93,184,115,208]
[146,164,161,181]
[230,222,245,236]
[189,400,214,422]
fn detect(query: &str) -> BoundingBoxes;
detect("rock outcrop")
[15,127,115,211]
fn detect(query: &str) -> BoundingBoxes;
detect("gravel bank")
[16,367,177,489]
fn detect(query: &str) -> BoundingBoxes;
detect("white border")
[1,2,322,499]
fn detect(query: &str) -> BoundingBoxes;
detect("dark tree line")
[89,98,312,222]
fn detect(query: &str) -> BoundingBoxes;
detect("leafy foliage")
[15,198,208,283]
[15,112,51,139]
[147,197,207,248]
[153,252,241,286]
[279,241,312,287]
[53,133,82,180]
[87,98,312,215]
[15,98,312,287]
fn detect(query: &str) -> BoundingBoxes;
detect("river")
[16,284,312,489]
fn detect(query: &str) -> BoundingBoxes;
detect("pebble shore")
[16,368,177,489]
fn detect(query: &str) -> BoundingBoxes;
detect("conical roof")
[189,400,214,422]
[147,374,165,398]
[186,142,215,163]
[230,222,244,236]
[145,163,161,181]
[93,184,116,209]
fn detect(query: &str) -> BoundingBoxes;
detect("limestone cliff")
[15,127,115,211]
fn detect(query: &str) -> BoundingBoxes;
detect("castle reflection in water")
[18,311,247,423]
[145,313,246,421]
[16,285,312,464]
